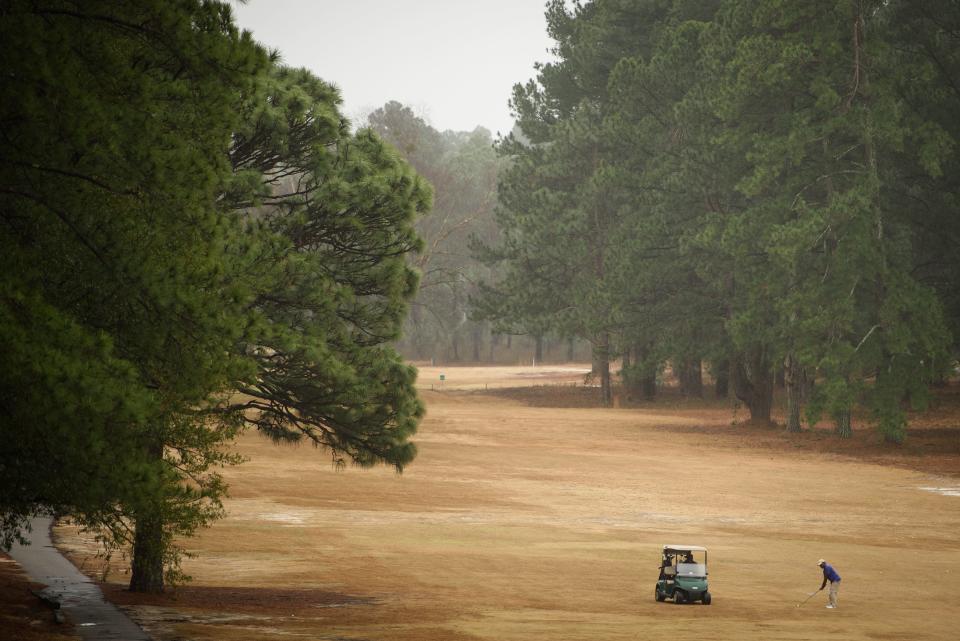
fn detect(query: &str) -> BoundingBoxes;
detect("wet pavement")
[8,517,150,640]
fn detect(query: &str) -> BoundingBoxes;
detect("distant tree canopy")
[366,102,524,363]
[367,103,492,363]
[0,0,428,592]
[479,0,958,439]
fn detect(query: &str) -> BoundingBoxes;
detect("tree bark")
[784,355,802,432]
[692,360,703,397]
[732,348,774,424]
[471,325,482,362]
[801,367,814,404]
[534,334,544,364]
[834,407,852,438]
[599,361,612,406]
[488,332,499,362]
[567,337,575,362]
[714,359,730,399]
[130,440,165,593]
[451,332,461,361]
[409,304,424,359]
[130,508,165,593]
[596,333,612,406]
[642,371,657,400]
[679,358,703,398]
[622,346,641,399]
[635,343,657,400]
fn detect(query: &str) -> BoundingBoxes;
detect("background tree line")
[365,101,594,365]
[1,0,429,592]
[479,0,959,440]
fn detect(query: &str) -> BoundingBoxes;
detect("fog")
[231,0,556,135]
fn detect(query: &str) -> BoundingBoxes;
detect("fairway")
[7,3,960,639]
[59,366,960,641]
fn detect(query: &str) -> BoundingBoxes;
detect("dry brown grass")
[54,365,960,641]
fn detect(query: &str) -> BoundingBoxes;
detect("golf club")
[796,589,820,608]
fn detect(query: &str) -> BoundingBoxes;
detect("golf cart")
[654,545,711,605]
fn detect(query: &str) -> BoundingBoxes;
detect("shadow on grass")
[102,582,377,613]
[480,382,960,476]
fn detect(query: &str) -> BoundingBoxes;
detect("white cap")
[817,559,826,566]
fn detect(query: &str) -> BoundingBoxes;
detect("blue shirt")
[822,563,841,583]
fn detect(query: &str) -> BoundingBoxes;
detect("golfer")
[817,559,841,608]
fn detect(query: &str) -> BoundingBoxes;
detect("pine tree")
[1,4,431,593]
[479,0,675,403]
[0,0,269,581]
[709,0,951,439]
[226,66,430,470]
[489,0,955,432]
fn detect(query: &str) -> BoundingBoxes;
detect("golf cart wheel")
[655,586,665,602]
[674,590,685,604]
[702,592,712,605]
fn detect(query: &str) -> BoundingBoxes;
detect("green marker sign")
[440,374,445,381]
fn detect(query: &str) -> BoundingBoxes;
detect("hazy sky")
[231,1,556,136]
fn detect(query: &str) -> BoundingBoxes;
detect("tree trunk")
[754,376,773,424]
[635,343,657,400]
[599,360,612,406]
[801,367,814,404]
[679,358,703,398]
[130,441,165,593]
[567,337,575,362]
[451,332,461,361]
[642,371,657,400]
[409,304,424,359]
[488,332,499,362]
[596,333,612,406]
[622,346,641,399]
[130,508,165,593]
[834,407,852,438]
[471,325,481,362]
[714,359,730,399]
[534,335,544,364]
[775,365,786,389]
[784,355,802,433]
[732,348,773,424]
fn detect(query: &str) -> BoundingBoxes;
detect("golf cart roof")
[663,545,707,553]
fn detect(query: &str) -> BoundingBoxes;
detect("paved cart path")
[8,517,150,641]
